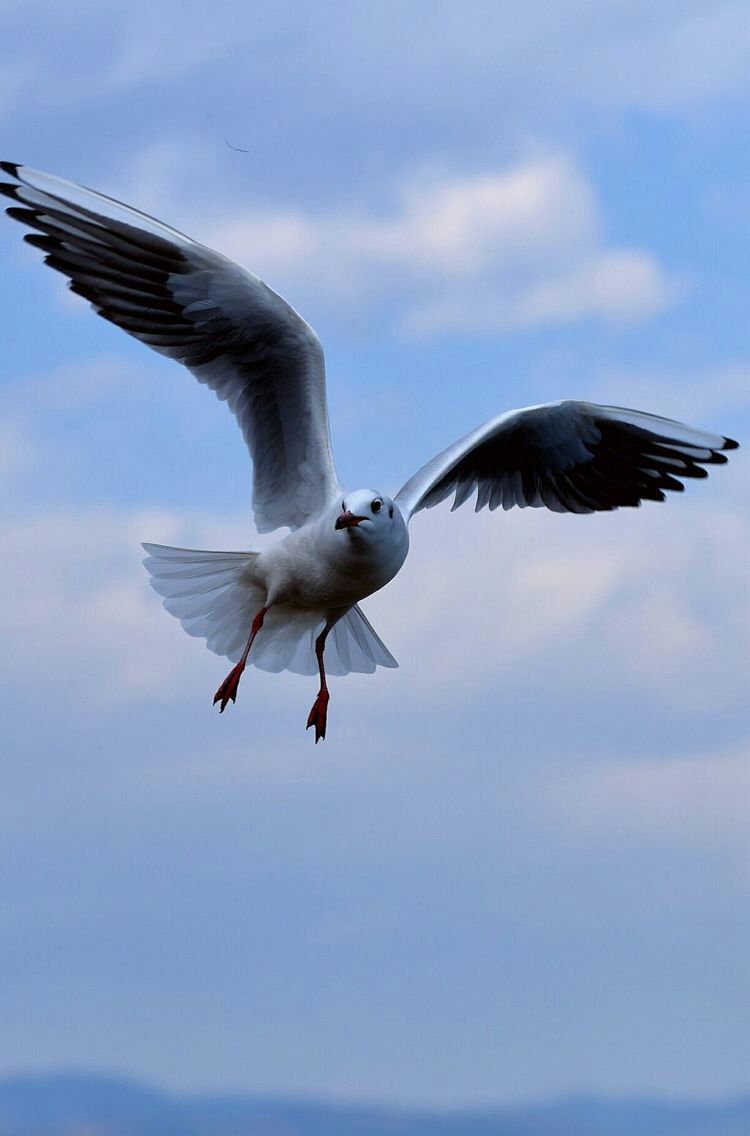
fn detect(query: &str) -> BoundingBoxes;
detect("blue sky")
[1,0,749,1106]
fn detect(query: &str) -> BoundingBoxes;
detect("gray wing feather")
[395,400,738,521]
[0,162,340,532]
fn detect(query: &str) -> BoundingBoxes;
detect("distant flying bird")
[1,163,739,741]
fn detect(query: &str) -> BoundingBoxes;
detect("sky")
[1,0,749,1107]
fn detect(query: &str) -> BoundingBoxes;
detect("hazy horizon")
[3,1068,750,1110]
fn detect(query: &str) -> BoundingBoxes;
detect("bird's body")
[256,493,409,613]
[1,161,738,740]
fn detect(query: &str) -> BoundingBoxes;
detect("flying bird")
[1,162,739,741]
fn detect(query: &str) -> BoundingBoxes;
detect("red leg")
[213,606,267,712]
[306,622,333,743]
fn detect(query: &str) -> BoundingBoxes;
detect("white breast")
[256,513,409,612]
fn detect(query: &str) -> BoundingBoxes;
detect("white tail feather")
[142,543,398,677]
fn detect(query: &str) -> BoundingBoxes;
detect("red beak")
[335,510,366,530]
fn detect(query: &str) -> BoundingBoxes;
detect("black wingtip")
[0,182,22,202]
[0,161,21,178]
[7,205,35,223]
[722,437,740,451]
[23,233,54,251]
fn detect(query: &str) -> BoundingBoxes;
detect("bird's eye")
[371,499,382,513]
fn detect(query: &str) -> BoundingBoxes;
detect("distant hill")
[1,1074,749,1136]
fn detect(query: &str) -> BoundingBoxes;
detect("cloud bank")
[206,154,677,336]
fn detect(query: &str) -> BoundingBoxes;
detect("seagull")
[1,162,739,741]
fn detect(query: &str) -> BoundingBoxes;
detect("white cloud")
[354,160,599,276]
[3,448,744,720]
[0,1,257,109]
[0,506,255,706]
[513,251,680,326]
[1,355,143,412]
[98,0,750,113]
[103,8,233,87]
[374,466,750,713]
[206,154,676,336]
[405,250,677,336]
[546,746,750,889]
[590,360,750,430]
[7,0,750,134]
[568,1,750,111]
[0,309,744,720]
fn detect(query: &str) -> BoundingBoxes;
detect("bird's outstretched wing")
[395,401,738,520]
[0,162,341,533]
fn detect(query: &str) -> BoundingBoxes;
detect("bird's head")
[334,490,405,546]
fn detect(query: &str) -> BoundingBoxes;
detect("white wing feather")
[1,162,340,533]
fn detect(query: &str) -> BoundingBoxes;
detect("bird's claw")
[213,661,245,712]
[306,689,330,743]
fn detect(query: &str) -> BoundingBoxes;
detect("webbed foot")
[306,688,330,743]
[213,661,245,712]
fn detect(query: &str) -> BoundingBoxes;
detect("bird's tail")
[142,542,265,662]
[142,543,398,676]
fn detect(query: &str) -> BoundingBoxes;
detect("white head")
[334,489,408,559]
